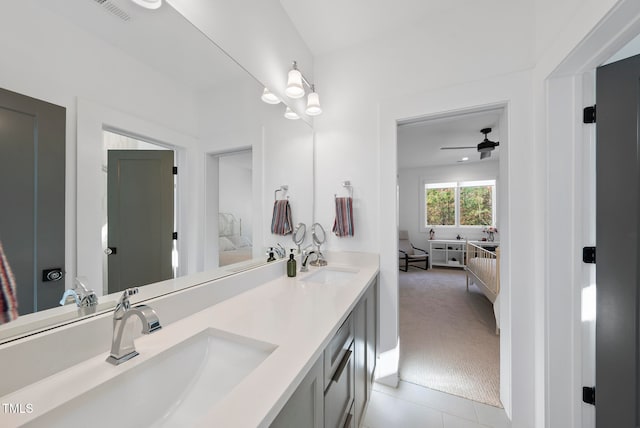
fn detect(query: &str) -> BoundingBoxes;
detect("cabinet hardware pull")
[343,412,353,428]
[332,349,352,383]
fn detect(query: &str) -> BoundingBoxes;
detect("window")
[423,179,496,228]
[425,182,456,226]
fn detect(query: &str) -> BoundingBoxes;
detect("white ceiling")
[397,109,503,169]
[279,0,469,56]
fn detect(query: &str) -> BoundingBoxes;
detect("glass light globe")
[305,92,322,116]
[284,106,300,120]
[285,69,305,99]
[261,88,280,104]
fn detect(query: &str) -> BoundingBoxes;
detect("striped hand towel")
[333,197,354,237]
[271,199,293,235]
[0,241,18,324]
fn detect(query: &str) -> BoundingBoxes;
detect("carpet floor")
[398,267,501,408]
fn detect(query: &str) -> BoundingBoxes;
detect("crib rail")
[465,241,500,300]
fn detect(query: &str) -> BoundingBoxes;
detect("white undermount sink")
[26,328,277,428]
[300,267,359,285]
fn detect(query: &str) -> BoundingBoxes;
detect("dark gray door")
[107,150,174,293]
[0,88,65,316]
[596,54,640,427]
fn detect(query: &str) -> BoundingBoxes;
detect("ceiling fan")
[440,128,500,160]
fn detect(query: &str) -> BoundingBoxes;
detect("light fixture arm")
[291,61,315,91]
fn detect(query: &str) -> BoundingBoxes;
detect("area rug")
[398,267,501,407]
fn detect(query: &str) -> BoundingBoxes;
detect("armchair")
[398,230,428,271]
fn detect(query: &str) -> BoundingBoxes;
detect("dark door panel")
[107,149,174,293]
[596,54,640,427]
[0,88,65,316]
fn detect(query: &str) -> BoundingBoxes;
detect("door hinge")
[582,386,595,405]
[173,232,178,240]
[172,166,178,175]
[582,246,596,264]
[583,105,596,124]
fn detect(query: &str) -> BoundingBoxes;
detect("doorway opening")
[102,129,177,294]
[396,106,505,407]
[205,149,253,269]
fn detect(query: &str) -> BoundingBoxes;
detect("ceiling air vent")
[92,0,131,22]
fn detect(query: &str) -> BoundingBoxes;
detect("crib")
[465,241,500,333]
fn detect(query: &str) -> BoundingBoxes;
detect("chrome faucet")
[59,277,99,315]
[273,243,286,259]
[300,247,317,272]
[75,277,98,311]
[106,288,161,365]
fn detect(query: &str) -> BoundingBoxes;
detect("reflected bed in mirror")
[0,0,313,343]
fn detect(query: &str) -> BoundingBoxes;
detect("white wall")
[398,160,500,248]
[310,0,640,424]
[312,1,535,422]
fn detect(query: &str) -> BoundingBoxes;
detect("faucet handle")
[115,288,139,316]
[125,287,139,296]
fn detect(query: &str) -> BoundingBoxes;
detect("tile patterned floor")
[362,380,511,428]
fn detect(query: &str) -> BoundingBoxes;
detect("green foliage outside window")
[459,186,493,225]
[424,181,495,227]
[426,187,455,225]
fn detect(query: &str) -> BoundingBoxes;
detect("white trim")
[381,85,526,419]
[539,2,640,427]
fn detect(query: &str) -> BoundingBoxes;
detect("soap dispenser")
[287,249,297,277]
[267,248,276,262]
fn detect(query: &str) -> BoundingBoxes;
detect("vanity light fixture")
[261,88,280,104]
[130,0,162,9]
[284,106,300,120]
[285,61,323,116]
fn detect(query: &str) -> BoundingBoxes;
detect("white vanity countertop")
[1,251,379,428]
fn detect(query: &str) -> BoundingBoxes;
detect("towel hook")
[335,180,353,199]
[275,185,289,201]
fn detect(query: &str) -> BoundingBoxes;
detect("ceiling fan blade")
[440,146,476,150]
[480,151,491,160]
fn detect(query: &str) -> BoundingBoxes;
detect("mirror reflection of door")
[104,131,175,293]
[0,87,65,319]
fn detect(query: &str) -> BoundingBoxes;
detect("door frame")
[379,70,533,418]
[204,147,253,271]
[542,1,640,427]
[77,98,202,297]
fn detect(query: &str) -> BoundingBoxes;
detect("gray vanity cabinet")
[270,276,378,428]
[270,356,324,428]
[354,279,377,427]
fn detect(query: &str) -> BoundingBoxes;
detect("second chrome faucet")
[106,288,162,365]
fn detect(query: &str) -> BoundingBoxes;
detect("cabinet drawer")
[324,341,354,428]
[324,314,353,389]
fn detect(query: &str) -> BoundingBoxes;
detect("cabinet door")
[324,342,354,428]
[353,295,367,427]
[270,356,323,428]
[366,277,378,388]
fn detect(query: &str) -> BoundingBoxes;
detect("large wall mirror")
[0,0,313,343]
